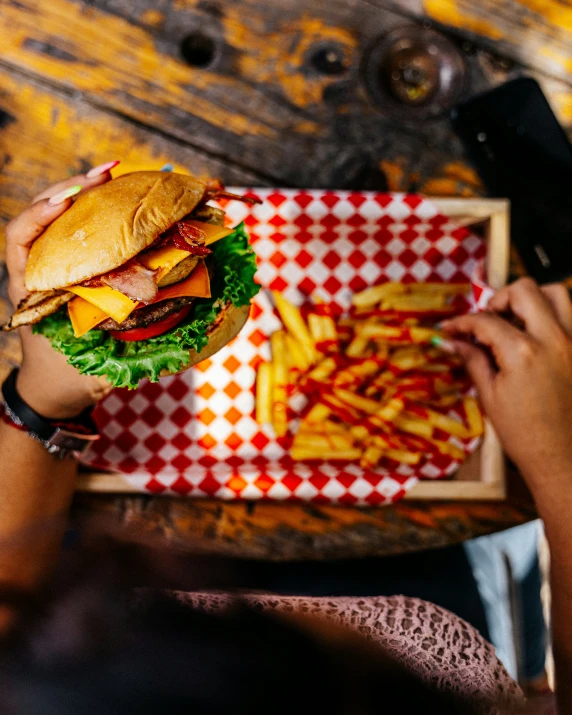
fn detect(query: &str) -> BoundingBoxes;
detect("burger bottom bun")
[159,302,251,378]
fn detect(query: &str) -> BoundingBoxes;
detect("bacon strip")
[91,258,159,303]
[203,178,262,205]
[172,221,211,255]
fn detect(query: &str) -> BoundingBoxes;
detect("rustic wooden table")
[0,0,570,560]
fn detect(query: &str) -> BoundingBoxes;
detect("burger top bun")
[159,303,251,377]
[26,171,206,292]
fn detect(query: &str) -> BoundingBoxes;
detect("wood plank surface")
[0,0,553,558]
[380,0,572,85]
[72,475,536,560]
[0,65,264,244]
[1,0,570,197]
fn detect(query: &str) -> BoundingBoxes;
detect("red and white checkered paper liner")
[82,190,489,505]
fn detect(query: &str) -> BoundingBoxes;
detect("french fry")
[311,301,339,349]
[305,403,331,423]
[255,363,273,424]
[429,439,466,461]
[333,359,381,387]
[272,291,316,364]
[293,432,354,451]
[367,435,422,464]
[285,334,310,372]
[426,410,470,438]
[376,398,405,422]
[271,331,288,372]
[270,331,289,437]
[418,394,460,409]
[366,415,395,435]
[406,404,471,438]
[308,313,324,343]
[370,433,406,451]
[389,347,428,372]
[409,327,444,344]
[346,333,370,358]
[382,293,447,311]
[392,414,434,439]
[272,397,288,437]
[357,324,405,340]
[360,443,383,468]
[321,315,338,342]
[333,388,380,415]
[364,371,395,397]
[423,363,453,373]
[306,357,337,383]
[357,324,441,345]
[350,424,371,443]
[291,448,362,461]
[384,448,422,465]
[320,394,361,423]
[352,282,407,308]
[464,397,484,437]
[298,419,346,435]
[409,282,470,295]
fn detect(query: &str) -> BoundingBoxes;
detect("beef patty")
[98,296,195,332]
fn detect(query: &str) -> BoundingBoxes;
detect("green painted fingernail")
[431,335,457,353]
[48,184,83,206]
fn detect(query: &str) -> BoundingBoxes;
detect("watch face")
[49,428,100,453]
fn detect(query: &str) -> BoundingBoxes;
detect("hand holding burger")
[3,168,260,391]
[3,167,118,420]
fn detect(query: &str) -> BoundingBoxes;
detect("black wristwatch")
[1,367,100,459]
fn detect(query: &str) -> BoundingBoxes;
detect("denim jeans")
[465,520,546,682]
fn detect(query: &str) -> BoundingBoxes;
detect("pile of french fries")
[256,282,484,470]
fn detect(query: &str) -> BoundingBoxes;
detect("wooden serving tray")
[76,197,509,501]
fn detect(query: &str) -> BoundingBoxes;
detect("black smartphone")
[451,77,572,283]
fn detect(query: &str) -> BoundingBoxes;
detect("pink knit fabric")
[173,593,524,715]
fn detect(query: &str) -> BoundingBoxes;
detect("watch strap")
[1,367,100,457]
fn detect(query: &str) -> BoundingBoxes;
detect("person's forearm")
[0,420,77,591]
[530,483,572,714]
[549,556,572,715]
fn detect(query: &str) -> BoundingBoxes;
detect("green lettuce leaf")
[34,223,259,389]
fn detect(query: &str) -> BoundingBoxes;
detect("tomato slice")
[109,304,192,342]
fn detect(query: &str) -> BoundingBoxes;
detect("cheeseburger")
[2,171,260,388]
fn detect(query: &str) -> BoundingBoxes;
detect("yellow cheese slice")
[68,297,109,338]
[139,245,191,272]
[68,261,212,338]
[189,220,233,246]
[151,260,210,301]
[68,285,137,323]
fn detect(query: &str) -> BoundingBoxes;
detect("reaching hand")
[5,165,118,419]
[442,278,572,505]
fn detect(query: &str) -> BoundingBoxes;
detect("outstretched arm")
[444,278,572,713]
[0,169,115,629]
